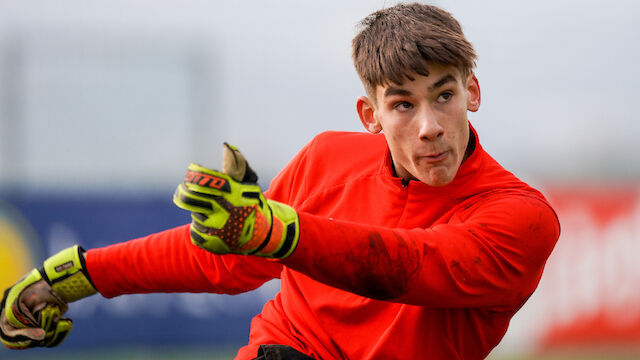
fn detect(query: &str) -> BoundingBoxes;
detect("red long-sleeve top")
[86,126,560,359]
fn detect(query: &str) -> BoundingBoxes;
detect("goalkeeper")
[1,3,560,359]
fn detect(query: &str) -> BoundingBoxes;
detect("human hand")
[173,143,299,259]
[0,245,97,349]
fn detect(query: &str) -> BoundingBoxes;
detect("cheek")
[444,117,469,154]
[383,123,409,149]
[455,124,470,154]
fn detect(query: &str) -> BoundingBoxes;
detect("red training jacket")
[86,125,560,359]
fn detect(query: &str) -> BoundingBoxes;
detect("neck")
[462,126,476,164]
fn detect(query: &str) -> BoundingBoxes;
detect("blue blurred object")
[1,193,278,354]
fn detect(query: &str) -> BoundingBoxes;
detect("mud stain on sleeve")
[330,231,422,300]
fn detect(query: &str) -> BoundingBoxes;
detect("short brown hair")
[352,3,477,98]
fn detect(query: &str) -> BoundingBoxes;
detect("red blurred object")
[538,184,640,353]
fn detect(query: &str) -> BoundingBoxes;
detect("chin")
[424,179,452,187]
[421,170,455,187]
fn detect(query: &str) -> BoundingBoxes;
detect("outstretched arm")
[86,224,283,298]
[1,222,282,350]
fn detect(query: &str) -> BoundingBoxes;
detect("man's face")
[357,63,481,187]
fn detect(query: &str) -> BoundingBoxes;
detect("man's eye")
[437,92,453,103]
[395,101,413,110]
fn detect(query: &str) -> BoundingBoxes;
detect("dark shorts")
[254,344,316,360]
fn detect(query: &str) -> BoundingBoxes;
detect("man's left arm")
[282,194,559,309]
[174,144,559,309]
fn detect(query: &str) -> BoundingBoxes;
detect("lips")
[422,150,449,163]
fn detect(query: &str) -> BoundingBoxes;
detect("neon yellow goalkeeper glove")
[0,245,97,349]
[173,143,300,259]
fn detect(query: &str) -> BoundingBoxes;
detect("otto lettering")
[185,171,227,189]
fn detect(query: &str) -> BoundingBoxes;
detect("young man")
[1,3,560,359]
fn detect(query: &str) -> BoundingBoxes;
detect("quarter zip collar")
[379,122,484,196]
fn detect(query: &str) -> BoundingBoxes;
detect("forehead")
[376,64,463,98]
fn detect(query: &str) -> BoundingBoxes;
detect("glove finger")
[3,271,42,328]
[39,305,62,332]
[177,183,239,216]
[11,301,38,328]
[21,280,66,310]
[222,143,258,183]
[44,318,72,348]
[173,183,217,213]
[4,326,45,341]
[188,222,233,253]
[1,331,34,350]
[17,280,67,328]
[190,212,212,227]
[191,218,213,234]
[189,225,208,248]
[1,308,45,349]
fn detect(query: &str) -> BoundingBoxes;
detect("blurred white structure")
[0,0,638,193]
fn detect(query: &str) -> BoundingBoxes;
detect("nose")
[417,108,444,141]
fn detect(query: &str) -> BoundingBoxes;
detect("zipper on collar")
[400,178,410,188]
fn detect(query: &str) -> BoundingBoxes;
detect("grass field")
[2,346,640,359]
[0,347,237,360]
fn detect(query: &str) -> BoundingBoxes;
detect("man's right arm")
[1,223,282,350]
[86,223,283,298]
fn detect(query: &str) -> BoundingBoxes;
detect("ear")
[357,95,382,134]
[466,74,481,112]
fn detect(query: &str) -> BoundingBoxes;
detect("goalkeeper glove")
[173,143,300,259]
[0,245,97,349]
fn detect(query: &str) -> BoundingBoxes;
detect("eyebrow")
[429,74,458,91]
[382,74,458,98]
[383,87,412,98]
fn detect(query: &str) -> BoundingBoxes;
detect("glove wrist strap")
[41,245,97,302]
[254,200,300,259]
